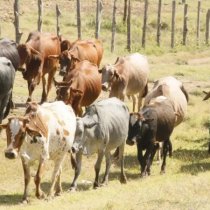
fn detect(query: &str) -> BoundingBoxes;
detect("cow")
[0,57,16,124]
[99,53,149,112]
[71,97,129,190]
[127,96,176,177]
[17,31,61,103]
[50,39,103,76]
[0,101,76,203]
[0,38,20,117]
[54,60,101,116]
[144,76,188,126]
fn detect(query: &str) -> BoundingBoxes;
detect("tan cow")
[144,76,188,126]
[17,31,61,103]
[99,53,149,112]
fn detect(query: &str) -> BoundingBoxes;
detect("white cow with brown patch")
[0,101,76,203]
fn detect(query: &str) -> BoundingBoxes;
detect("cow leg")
[48,155,66,198]
[41,76,47,104]
[160,140,169,174]
[46,68,57,102]
[141,149,151,177]
[167,140,173,157]
[137,92,143,111]
[70,150,83,191]
[21,158,31,203]
[131,95,136,112]
[146,145,157,175]
[118,143,127,184]
[27,80,35,102]
[136,142,144,175]
[101,151,111,186]
[34,158,46,199]
[93,150,104,189]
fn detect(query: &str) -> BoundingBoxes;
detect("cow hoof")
[37,192,46,200]
[160,170,165,175]
[21,199,29,204]
[120,176,127,184]
[68,187,77,192]
[93,183,100,189]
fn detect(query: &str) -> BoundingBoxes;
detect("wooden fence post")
[127,0,131,51]
[157,0,162,46]
[37,0,43,32]
[14,0,22,43]
[76,0,81,39]
[111,0,117,52]
[142,0,148,48]
[182,4,188,45]
[171,0,176,48]
[95,0,103,39]
[205,9,210,45]
[196,0,201,45]
[123,0,128,24]
[56,4,61,37]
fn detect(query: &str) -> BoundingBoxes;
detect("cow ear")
[69,47,80,61]
[114,70,119,78]
[143,118,154,123]
[0,123,8,129]
[83,119,97,129]
[98,69,102,73]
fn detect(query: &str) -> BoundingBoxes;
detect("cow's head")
[17,44,42,79]
[0,117,28,159]
[53,78,72,102]
[72,116,97,154]
[99,64,120,91]
[126,112,153,146]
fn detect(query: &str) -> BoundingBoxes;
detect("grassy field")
[0,0,210,210]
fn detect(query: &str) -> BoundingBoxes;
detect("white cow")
[0,101,76,203]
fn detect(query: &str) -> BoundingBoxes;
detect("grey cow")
[71,97,129,189]
[0,57,16,124]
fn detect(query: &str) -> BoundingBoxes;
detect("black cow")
[0,38,20,119]
[127,96,176,176]
[0,57,16,124]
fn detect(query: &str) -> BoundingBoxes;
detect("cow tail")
[181,85,189,102]
[70,153,77,169]
[142,83,148,98]
[112,147,119,163]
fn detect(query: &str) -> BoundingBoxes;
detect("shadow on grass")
[0,194,22,205]
[180,162,210,175]
[173,148,210,162]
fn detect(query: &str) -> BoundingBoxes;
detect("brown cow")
[54,60,101,116]
[17,31,61,103]
[99,53,149,112]
[50,39,103,76]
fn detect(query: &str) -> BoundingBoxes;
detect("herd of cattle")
[0,31,208,203]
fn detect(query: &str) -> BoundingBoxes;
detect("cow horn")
[48,55,60,59]
[26,44,41,55]
[53,78,72,87]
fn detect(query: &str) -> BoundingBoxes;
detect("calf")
[127,96,176,176]
[71,97,129,189]
[0,101,76,203]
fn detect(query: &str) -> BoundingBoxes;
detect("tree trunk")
[127,0,131,51]
[14,0,22,43]
[95,0,103,39]
[171,0,176,48]
[76,0,81,39]
[123,0,128,24]
[157,0,162,46]
[205,9,210,45]
[142,0,148,48]
[182,4,188,45]
[196,0,201,45]
[111,0,117,52]
[37,0,43,32]
[56,4,61,37]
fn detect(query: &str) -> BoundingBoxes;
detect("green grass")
[0,0,210,209]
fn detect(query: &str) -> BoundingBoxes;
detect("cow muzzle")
[102,83,109,91]
[5,150,18,159]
